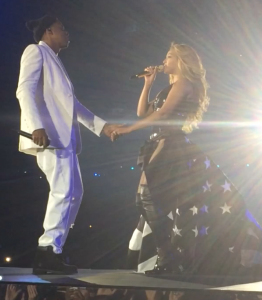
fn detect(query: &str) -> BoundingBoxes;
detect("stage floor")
[1,268,262,293]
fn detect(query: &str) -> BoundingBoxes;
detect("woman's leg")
[137,140,178,273]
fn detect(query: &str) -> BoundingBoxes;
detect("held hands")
[144,66,158,87]
[102,124,121,138]
[101,123,132,141]
[102,123,131,141]
[32,128,50,148]
[110,125,131,141]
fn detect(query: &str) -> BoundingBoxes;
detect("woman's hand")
[110,125,132,141]
[144,66,158,87]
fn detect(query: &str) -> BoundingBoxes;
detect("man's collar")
[38,41,58,56]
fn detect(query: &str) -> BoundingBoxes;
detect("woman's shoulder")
[172,78,193,93]
[156,79,193,100]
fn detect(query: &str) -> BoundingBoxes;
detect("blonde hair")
[169,43,210,133]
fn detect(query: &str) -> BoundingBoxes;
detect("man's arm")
[74,99,107,136]
[16,45,44,132]
[75,99,121,138]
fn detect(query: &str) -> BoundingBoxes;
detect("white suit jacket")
[16,41,106,156]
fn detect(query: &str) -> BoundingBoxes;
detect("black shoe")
[145,260,184,276]
[145,247,184,276]
[32,246,78,275]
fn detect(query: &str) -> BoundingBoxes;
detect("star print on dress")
[202,180,212,192]
[173,225,182,236]
[127,86,262,275]
[221,180,231,193]
[204,157,211,169]
[190,206,198,215]
[192,226,198,237]
[200,205,208,213]
[220,203,232,214]
[199,226,209,236]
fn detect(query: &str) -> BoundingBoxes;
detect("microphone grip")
[15,130,51,147]
[130,65,163,80]
[130,71,150,79]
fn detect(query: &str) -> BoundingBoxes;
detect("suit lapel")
[38,41,73,89]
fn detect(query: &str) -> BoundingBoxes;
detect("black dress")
[127,85,262,275]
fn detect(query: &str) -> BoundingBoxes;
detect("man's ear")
[46,28,52,34]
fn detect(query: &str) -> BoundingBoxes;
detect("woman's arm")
[129,79,192,132]
[137,84,153,117]
[137,67,158,117]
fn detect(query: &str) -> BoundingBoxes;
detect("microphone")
[13,129,33,140]
[12,129,57,148]
[130,65,164,79]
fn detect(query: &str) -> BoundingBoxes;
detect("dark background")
[1,0,262,268]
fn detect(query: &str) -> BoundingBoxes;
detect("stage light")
[94,173,98,176]
[5,257,11,263]
[131,167,134,170]
[89,225,92,228]
[217,165,220,168]
[24,171,27,174]
[247,164,249,167]
[0,276,2,280]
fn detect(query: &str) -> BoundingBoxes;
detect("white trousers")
[36,144,83,254]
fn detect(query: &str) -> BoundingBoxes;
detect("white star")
[202,185,208,193]
[200,226,209,235]
[202,180,212,192]
[70,224,74,229]
[221,180,231,193]
[193,158,197,162]
[190,206,198,215]
[192,226,198,237]
[176,208,180,216]
[204,157,211,170]
[206,181,212,191]
[229,247,234,253]
[247,228,259,240]
[220,203,232,214]
[179,265,184,272]
[173,225,182,236]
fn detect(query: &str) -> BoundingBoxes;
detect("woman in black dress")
[112,43,262,276]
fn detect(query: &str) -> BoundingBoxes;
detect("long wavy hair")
[169,43,210,133]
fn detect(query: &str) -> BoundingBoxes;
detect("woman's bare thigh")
[137,139,166,192]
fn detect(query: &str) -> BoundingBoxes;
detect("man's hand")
[110,125,131,141]
[102,124,122,140]
[32,128,50,148]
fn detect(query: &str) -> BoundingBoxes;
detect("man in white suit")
[17,15,118,274]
